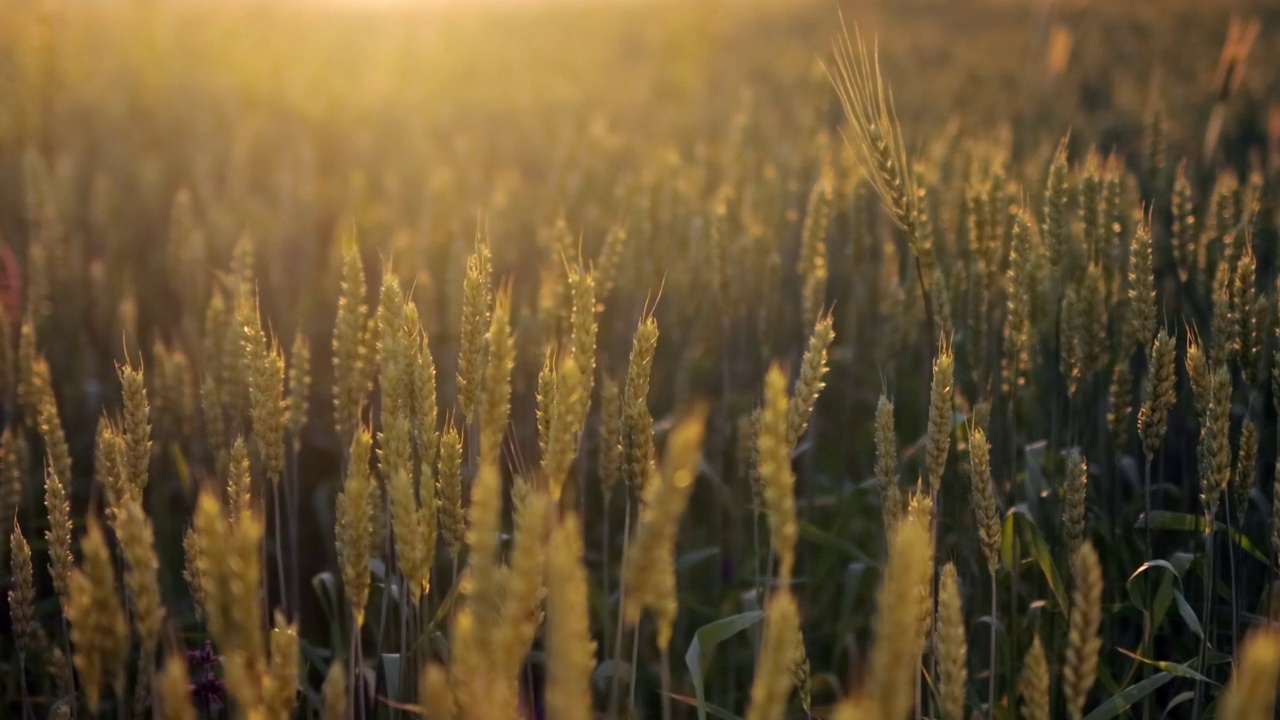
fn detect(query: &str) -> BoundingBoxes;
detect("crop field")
[1,0,1279,718]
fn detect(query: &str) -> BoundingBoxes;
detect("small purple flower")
[187,641,226,712]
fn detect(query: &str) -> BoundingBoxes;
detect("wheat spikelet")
[1235,415,1258,518]
[568,265,597,412]
[183,524,209,620]
[389,462,430,603]
[117,495,164,655]
[937,562,967,720]
[759,364,798,580]
[622,405,707,651]
[457,232,493,423]
[537,347,556,460]
[1218,627,1280,720]
[378,267,412,421]
[623,312,659,493]
[334,231,375,448]
[745,588,800,720]
[1003,207,1033,392]
[286,330,311,446]
[1198,364,1232,520]
[968,428,1002,573]
[214,502,269,712]
[1079,265,1109,377]
[226,436,253,525]
[1064,541,1103,720]
[1138,328,1176,460]
[1127,217,1156,349]
[828,24,918,243]
[874,393,902,530]
[1060,281,1085,396]
[200,373,228,476]
[406,302,439,468]
[788,312,835,450]
[1247,291,1270,393]
[67,518,129,712]
[478,289,513,466]
[43,465,71,609]
[595,222,627,306]
[221,287,253,428]
[498,490,551,674]
[1063,449,1089,558]
[1187,328,1211,421]
[437,421,464,559]
[1232,243,1258,368]
[1078,151,1103,260]
[264,610,299,718]
[158,650,197,720]
[1043,135,1071,268]
[335,427,376,627]
[544,354,588,500]
[32,358,72,500]
[1019,634,1050,720]
[1171,163,1197,284]
[246,320,286,485]
[0,428,26,551]
[868,501,933,720]
[1210,261,1239,366]
[799,173,832,327]
[8,519,35,657]
[1107,360,1134,449]
[599,376,622,505]
[118,359,153,494]
[546,512,596,720]
[926,335,954,492]
[322,661,347,720]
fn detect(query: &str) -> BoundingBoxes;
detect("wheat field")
[1,0,1279,718]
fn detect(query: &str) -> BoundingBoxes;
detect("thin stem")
[1226,492,1239,661]
[989,569,998,720]
[628,621,641,716]
[608,492,633,719]
[602,495,612,659]
[1192,523,1214,719]
[19,652,32,720]
[1141,454,1153,720]
[272,479,288,615]
[288,440,301,621]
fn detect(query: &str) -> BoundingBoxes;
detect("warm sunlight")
[0,0,1276,718]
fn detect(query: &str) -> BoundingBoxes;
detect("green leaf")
[1115,648,1216,684]
[1082,672,1174,720]
[1125,561,1177,632]
[1172,589,1203,639]
[1134,511,1269,565]
[1004,508,1069,612]
[677,547,721,573]
[1160,691,1196,720]
[381,654,402,700]
[684,611,765,720]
